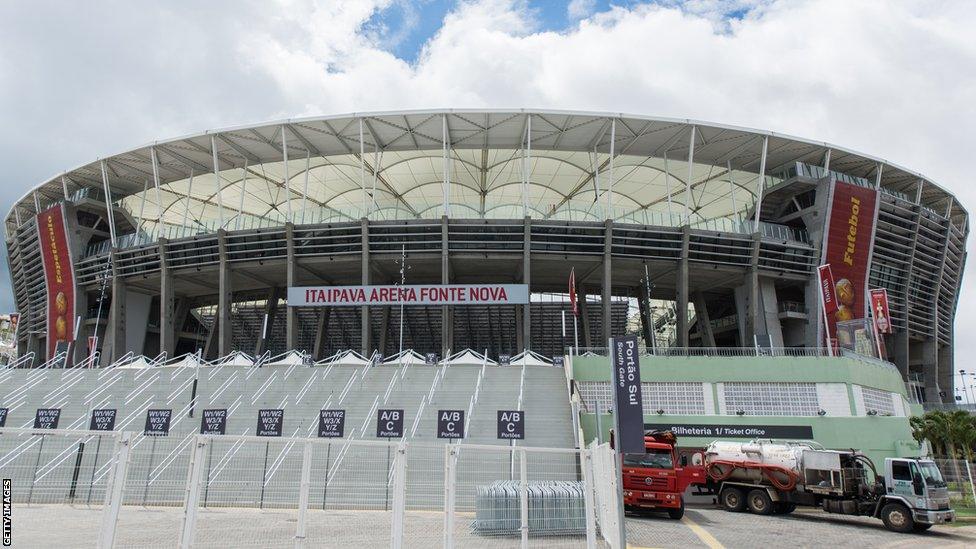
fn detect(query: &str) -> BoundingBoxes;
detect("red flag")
[818,264,838,315]
[569,268,578,317]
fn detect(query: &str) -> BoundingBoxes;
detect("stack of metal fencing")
[473,481,587,536]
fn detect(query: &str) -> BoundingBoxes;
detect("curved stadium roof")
[6,109,966,239]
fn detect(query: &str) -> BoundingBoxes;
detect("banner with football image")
[36,204,76,359]
[820,181,878,349]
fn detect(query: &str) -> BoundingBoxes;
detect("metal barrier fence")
[934,458,976,510]
[0,428,611,548]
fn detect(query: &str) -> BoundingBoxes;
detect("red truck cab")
[617,430,706,519]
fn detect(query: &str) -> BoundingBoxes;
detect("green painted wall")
[571,354,909,396]
[572,354,922,466]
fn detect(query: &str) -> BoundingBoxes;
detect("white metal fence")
[934,458,976,509]
[0,428,613,548]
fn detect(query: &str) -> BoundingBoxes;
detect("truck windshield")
[918,462,947,487]
[623,449,674,469]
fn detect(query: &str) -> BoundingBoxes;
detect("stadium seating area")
[0,350,578,510]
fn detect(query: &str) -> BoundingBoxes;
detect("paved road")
[625,506,976,549]
[10,503,976,547]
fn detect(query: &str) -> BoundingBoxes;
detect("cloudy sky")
[0,0,973,376]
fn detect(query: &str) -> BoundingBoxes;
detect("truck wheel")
[747,489,774,515]
[720,487,746,512]
[880,503,915,533]
[668,500,685,520]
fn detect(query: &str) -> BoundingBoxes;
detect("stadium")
[4,110,967,399]
[0,110,969,546]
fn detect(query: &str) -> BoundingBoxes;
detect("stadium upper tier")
[4,110,967,238]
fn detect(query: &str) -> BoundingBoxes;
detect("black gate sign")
[200,409,227,435]
[0,407,7,427]
[437,410,465,439]
[89,409,117,431]
[610,335,644,454]
[497,410,524,440]
[256,409,284,437]
[376,409,403,438]
[425,353,438,365]
[144,409,172,436]
[552,356,564,367]
[498,354,511,366]
[318,409,345,438]
[34,408,61,429]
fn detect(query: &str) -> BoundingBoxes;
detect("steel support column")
[522,217,531,352]
[159,238,176,357]
[286,223,298,351]
[441,216,451,356]
[108,249,126,362]
[313,308,332,360]
[361,218,371,355]
[636,286,653,348]
[255,287,282,357]
[676,227,690,347]
[602,219,612,344]
[217,229,233,356]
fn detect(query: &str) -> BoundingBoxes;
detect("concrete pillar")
[693,292,716,347]
[579,285,592,348]
[748,234,762,342]
[203,313,218,359]
[891,330,910,380]
[441,216,451,356]
[285,223,298,350]
[938,343,953,404]
[602,220,612,345]
[522,217,531,352]
[313,308,332,360]
[159,238,176,358]
[254,287,281,356]
[217,229,233,356]
[361,218,371,355]
[108,249,126,362]
[922,338,941,403]
[676,226,690,347]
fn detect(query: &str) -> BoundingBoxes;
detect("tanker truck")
[701,440,954,533]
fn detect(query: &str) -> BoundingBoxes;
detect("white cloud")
[0,0,974,366]
[567,0,596,20]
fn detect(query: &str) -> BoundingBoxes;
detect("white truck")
[700,440,955,533]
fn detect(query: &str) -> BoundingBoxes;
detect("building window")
[723,382,819,416]
[576,381,706,415]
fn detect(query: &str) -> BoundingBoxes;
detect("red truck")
[616,430,706,519]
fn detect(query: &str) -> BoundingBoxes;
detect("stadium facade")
[4,110,967,402]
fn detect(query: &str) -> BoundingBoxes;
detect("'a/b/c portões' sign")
[288,284,529,307]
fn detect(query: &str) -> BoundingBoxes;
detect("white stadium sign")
[288,284,529,307]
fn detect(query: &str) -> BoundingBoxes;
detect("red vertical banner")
[869,288,892,334]
[817,264,838,315]
[820,181,878,345]
[36,204,75,358]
